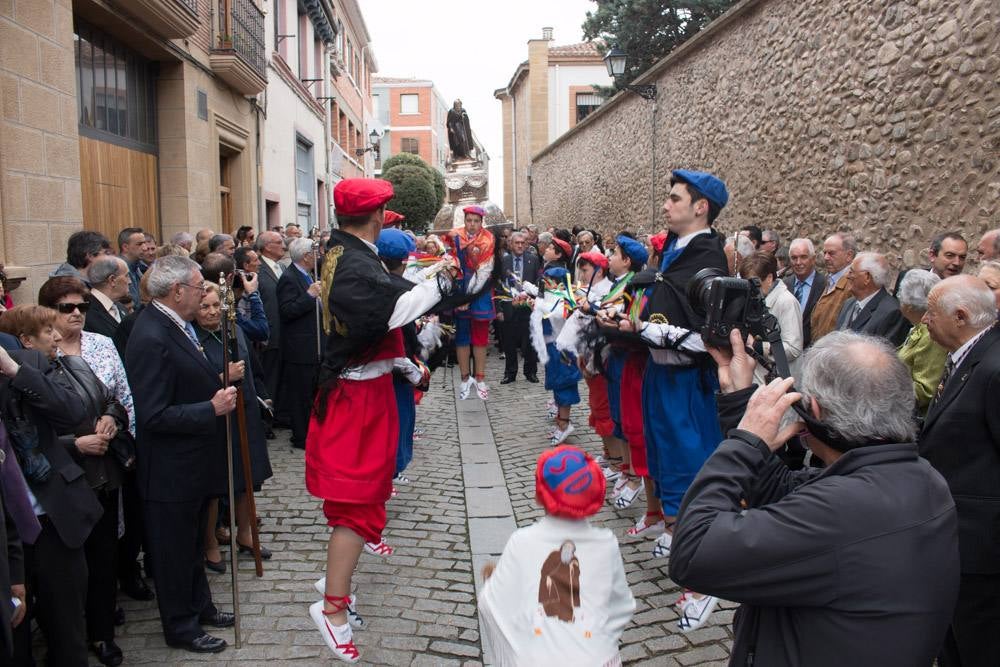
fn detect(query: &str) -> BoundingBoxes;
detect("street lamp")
[603,46,657,100]
[355,129,380,158]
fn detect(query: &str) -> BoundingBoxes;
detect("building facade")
[494,28,613,224]
[372,76,448,175]
[1,0,267,301]
[263,0,335,233]
[327,0,376,182]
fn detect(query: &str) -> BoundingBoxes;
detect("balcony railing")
[178,0,198,12]
[132,0,200,38]
[211,0,267,94]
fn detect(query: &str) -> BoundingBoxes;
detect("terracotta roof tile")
[548,41,602,57]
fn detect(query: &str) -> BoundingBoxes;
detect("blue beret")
[615,235,648,267]
[671,169,729,209]
[543,266,571,281]
[376,228,415,260]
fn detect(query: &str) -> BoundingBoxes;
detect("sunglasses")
[56,301,89,314]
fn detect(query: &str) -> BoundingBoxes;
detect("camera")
[686,267,791,377]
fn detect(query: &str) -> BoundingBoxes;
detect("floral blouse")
[58,332,136,435]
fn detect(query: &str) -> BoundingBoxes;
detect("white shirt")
[91,288,121,323]
[673,227,711,251]
[948,326,992,372]
[479,515,635,666]
[261,255,283,278]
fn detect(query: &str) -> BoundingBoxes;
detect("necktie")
[514,256,523,279]
[0,424,41,544]
[183,321,204,354]
[935,357,956,400]
[793,280,806,303]
[848,302,863,326]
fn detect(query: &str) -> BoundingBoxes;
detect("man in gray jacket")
[669,330,959,667]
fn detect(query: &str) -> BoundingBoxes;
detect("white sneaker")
[458,377,474,400]
[602,466,621,482]
[546,399,557,419]
[476,380,489,400]
[625,515,665,540]
[309,600,361,663]
[613,480,643,509]
[363,539,394,558]
[549,422,574,446]
[651,531,673,558]
[677,594,718,633]
[611,475,630,497]
[393,473,410,485]
[313,579,366,629]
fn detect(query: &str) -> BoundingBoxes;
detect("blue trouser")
[393,379,415,476]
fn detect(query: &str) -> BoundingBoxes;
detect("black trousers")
[260,347,285,423]
[116,471,145,582]
[939,572,1000,667]
[10,520,88,666]
[502,306,537,378]
[144,498,217,644]
[280,362,314,449]
[86,489,119,643]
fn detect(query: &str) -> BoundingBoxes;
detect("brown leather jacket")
[808,272,851,343]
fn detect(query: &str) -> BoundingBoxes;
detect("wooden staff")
[218,273,242,648]
[222,273,265,578]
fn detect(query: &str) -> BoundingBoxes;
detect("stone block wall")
[529,0,999,267]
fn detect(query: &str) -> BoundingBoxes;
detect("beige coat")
[809,272,851,344]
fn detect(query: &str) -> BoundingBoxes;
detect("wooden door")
[79,136,158,241]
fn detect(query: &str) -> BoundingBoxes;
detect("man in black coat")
[783,238,827,347]
[83,256,130,349]
[919,275,1000,667]
[0,346,94,665]
[835,252,910,347]
[669,329,959,666]
[277,237,325,450]
[125,255,239,654]
[254,231,284,407]
[499,232,540,383]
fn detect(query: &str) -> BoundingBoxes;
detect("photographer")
[668,328,960,666]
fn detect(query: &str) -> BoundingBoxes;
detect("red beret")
[462,205,486,218]
[650,232,669,255]
[334,178,394,217]
[535,446,605,519]
[577,250,609,271]
[551,237,572,259]
[383,210,405,228]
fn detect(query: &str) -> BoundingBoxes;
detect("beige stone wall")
[530,0,1000,267]
[0,0,83,303]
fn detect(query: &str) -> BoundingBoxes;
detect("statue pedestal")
[431,158,505,232]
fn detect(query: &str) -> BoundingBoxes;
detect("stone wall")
[529,0,1000,267]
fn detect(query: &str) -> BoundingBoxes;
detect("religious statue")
[447,99,474,160]
[538,541,581,623]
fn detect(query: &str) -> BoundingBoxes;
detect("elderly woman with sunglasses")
[37,276,134,666]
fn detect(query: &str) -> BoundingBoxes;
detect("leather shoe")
[205,557,226,574]
[119,574,155,601]
[525,374,539,383]
[166,633,227,653]
[113,606,125,627]
[91,639,123,666]
[237,541,272,560]
[500,376,515,384]
[199,611,236,628]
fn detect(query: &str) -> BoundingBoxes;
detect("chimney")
[542,27,553,40]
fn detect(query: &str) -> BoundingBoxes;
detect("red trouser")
[621,352,648,476]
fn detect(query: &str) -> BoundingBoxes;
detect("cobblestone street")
[117,352,735,665]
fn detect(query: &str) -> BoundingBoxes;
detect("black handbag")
[4,396,52,484]
[107,429,136,471]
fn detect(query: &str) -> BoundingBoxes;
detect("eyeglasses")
[56,301,90,314]
[179,282,209,293]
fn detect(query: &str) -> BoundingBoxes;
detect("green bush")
[383,164,438,232]
[382,153,445,211]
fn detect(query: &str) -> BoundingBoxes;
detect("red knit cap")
[577,250,609,271]
[462,205,486,218]
[551,237,572,259]
[535,446,606,519]
[334,178,394,216]
[383,210,405,227]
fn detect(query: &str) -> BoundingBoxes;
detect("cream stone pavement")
[113,355,734,666]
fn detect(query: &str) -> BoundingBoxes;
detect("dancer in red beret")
[478,446,635,665]
[306,178,458,663]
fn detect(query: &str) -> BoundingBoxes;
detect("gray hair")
[896,269,939,311]
[537,232,553,245]
[288,237,315,263]
[170,231,194,247]
[88,255,126,286]
[798,330,917,446]
[577,230,594,243]
[854,252,890,288]
[726,234,756,258]
[510,231,526,242]
[209,234,233,252]
[932,275,999,329]
[828,232,858,257]
[254,231,280,252]
[979,260,1000,275]
[789,238,815,256]
[762,229,780,245]
[146,255,201,298]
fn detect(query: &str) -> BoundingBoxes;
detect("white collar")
[674,228,711,251]
[261,255,282,272]
[949,326,991,367]
[90,288,118,316]
[855,289,879,311]
[152,299,191,333]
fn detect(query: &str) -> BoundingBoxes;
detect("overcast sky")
[362,0,597,202]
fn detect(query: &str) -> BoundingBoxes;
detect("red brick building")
[372,77,448,175]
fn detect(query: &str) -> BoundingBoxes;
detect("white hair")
[798,330,917,446]
[146,255,200,298]
[170,231,193,246]
[89,255,127,286]
[726,234,755,258]
[932,276,999,329]
[896,269,939,311]
[288,237,315,263]
[789,238,815,256]
[854,252,890,288]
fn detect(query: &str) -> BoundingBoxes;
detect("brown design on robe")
[538,541,581,623]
